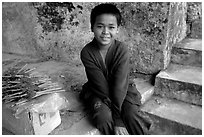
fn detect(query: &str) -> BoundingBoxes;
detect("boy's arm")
[81,47,109,99]
[111,44,129,127]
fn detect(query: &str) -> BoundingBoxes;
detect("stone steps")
[141,96,202,135]
[146,38,202,135]
[133,78,154,104]
[50,78,154,135]
[154,63,202,106]
[49,91,101,135]
[171,38,202,67]
[50,113,101,135]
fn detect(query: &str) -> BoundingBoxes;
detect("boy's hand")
[114,126,129,135]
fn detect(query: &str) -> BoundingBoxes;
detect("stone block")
[50,112,101,135]
[171,38,202,67]
[163,2,187,69]
[141,96,202,135]
[133,78,154,104]
[154,63,202,105]
[190,19,202,39]
[127,2,187,74]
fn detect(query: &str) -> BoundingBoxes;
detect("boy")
[80,3,151,135]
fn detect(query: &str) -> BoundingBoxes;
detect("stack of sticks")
[2,64,65,106]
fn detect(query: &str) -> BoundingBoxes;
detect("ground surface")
[2,53,90,135]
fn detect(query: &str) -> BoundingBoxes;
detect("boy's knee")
[93,103,113,134]
[122,102,139,121]
[93,102,112,125]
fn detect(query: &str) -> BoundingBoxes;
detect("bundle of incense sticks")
[2,64,65,106]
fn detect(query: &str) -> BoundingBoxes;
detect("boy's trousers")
[86,94,152,135]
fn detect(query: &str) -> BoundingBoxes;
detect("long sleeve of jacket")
[80,45,110,99]
[110,44,129,127]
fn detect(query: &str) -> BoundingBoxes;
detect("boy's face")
[92,14,119,47]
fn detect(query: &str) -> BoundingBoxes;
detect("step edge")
[173,38,202,51]
[156,72,202,86]
[141,96,202,130]
[141,87,154,104]
[156,64,202,85]
[172,45,202,52]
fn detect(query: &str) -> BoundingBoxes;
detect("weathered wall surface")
[32,2,96,61]
[163,2,187,69]
[118,2,188,74]
[2,2,95,61]
[186,2,202,39]
[2,2,201,75]
[118,3,170,74]
[2,3,42,57]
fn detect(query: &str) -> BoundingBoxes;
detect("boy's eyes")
[109,26,115,29]
[97,25,103,28]
[96,25,116,29]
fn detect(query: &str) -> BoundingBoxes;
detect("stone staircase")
[141,38,202,135]
[50,38,202,135]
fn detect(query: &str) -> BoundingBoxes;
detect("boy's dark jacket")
[80,38,142,127]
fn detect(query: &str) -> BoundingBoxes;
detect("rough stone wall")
[32,2,97,62]
[163,2,187,69]
[118,3,170,74]
[186,2,202,39]
[2,2,95,62]
[2,2,199,74]
[119,2,187,74]
[2,3,42,57]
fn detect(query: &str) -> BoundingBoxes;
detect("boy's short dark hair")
[90,3,122,30]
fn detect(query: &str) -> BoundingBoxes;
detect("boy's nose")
[102,27,108,34]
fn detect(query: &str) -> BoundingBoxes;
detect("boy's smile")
[92,14,119,49]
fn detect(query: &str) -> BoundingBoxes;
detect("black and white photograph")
[1,1,202,135]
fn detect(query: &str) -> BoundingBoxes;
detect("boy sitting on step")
[80,3,152,135]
